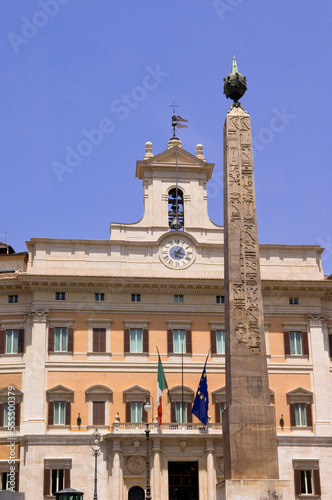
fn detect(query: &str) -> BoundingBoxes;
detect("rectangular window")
[290,331,302,355]
[1,472,10,490]
[52,469,64,495]
[130,328,143,353]
[300,470,313,494]
[54,402,66,425]
[93,328,106,353]
[289,297,299,305]
[173,329,185,353]
[6,330,18,354]
[93,401,105,426]
[54,328,68,352]
[4,403,9,427]
[174,295,184,303]
[95,293,104,301]
[220,402,226,423]
[295,403,306,426]
[8,295,18,303]
[131,294,141,302]
[216,295,225,304]
[216,330,225,354]
[176,402,187,423]
[131,402,142,423]
[55,292,65,301]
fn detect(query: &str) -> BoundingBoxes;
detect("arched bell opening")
[168,187,184,231]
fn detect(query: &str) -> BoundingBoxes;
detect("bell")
[169,215,183,230]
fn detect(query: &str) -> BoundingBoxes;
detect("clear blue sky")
[1,1,332,274]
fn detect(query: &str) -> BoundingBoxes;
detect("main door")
[168,461,199,500]
[128,486,145,500]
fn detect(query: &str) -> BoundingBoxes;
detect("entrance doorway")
[128,485,145,500]
[168,461,199,500]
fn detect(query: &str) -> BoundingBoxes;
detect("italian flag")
[157,352,168,426]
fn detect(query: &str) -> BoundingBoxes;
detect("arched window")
[128,485,145,500]
[168,187,184,231]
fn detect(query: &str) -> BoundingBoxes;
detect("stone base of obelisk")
[216,479,292,500]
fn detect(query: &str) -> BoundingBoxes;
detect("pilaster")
[21,308,48,435]
[307,313,332,436]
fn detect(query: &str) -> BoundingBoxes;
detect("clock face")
[160,236,195,269]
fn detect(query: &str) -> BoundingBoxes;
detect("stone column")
[152,438,161,500]
[206,440,216,500]
[307,313,332,436]
[112,439,122,500]
[223,106,279,479]
[21,308,48,435]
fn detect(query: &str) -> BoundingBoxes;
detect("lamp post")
[90,429,102,500]
[144,397,152,500]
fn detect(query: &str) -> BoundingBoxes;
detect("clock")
[159,236,195,269]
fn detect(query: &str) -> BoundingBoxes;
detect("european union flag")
[192,356,209,425]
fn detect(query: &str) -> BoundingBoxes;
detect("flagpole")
[182,340,184,424]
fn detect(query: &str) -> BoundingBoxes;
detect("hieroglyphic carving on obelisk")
[222,56,279,480]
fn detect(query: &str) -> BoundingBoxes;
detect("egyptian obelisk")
[221,57,291,499]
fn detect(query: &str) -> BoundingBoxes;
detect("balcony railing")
[112,421,223,433]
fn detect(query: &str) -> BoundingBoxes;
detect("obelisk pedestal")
[221,57,291,499]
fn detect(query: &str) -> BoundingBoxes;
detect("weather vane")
[169,102,188,137]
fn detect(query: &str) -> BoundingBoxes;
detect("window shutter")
[15,403,20,427]
[302,331,309,356]
[306,403,313,427]
[167,329,173,355]
[18,329,24,353]
[44,467,51,496]
[283,332,290,356]
[65,402,71,426]
[14,469,19,492]
[142,405,148,423]
[294,469,301,495]
[93,402,98,425]
[48,327,55,352]
[0,329,5,354]
[126,401,131,423]
[124,328,130,353]
[65,468,70,489]
[313,468,321,495]
[290,403,296,427]
[171,402,176,423]
[100,329,106,353]
[186,329,192,354]
[210,330,217,355]
[99,401,105,425]
[0,402,3,427]
[329,334,332,358]
[67,327,74,352]
[215,402,221,423]
[143,328,149,354]
[187,402,192,423]
[48,401,54,426]
[93,329,98,353]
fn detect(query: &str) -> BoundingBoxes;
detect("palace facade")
[0,135,332,499]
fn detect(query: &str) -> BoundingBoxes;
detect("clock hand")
[174,248,185,257]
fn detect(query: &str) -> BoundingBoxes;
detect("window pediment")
[47,385,73,402]
[123,385,149,402]
[212,386,226,404]
[169,385,194,402]
[286,387,313,404]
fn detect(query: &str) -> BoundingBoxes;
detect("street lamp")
[90,429,102,500]
[144,397,152,500]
